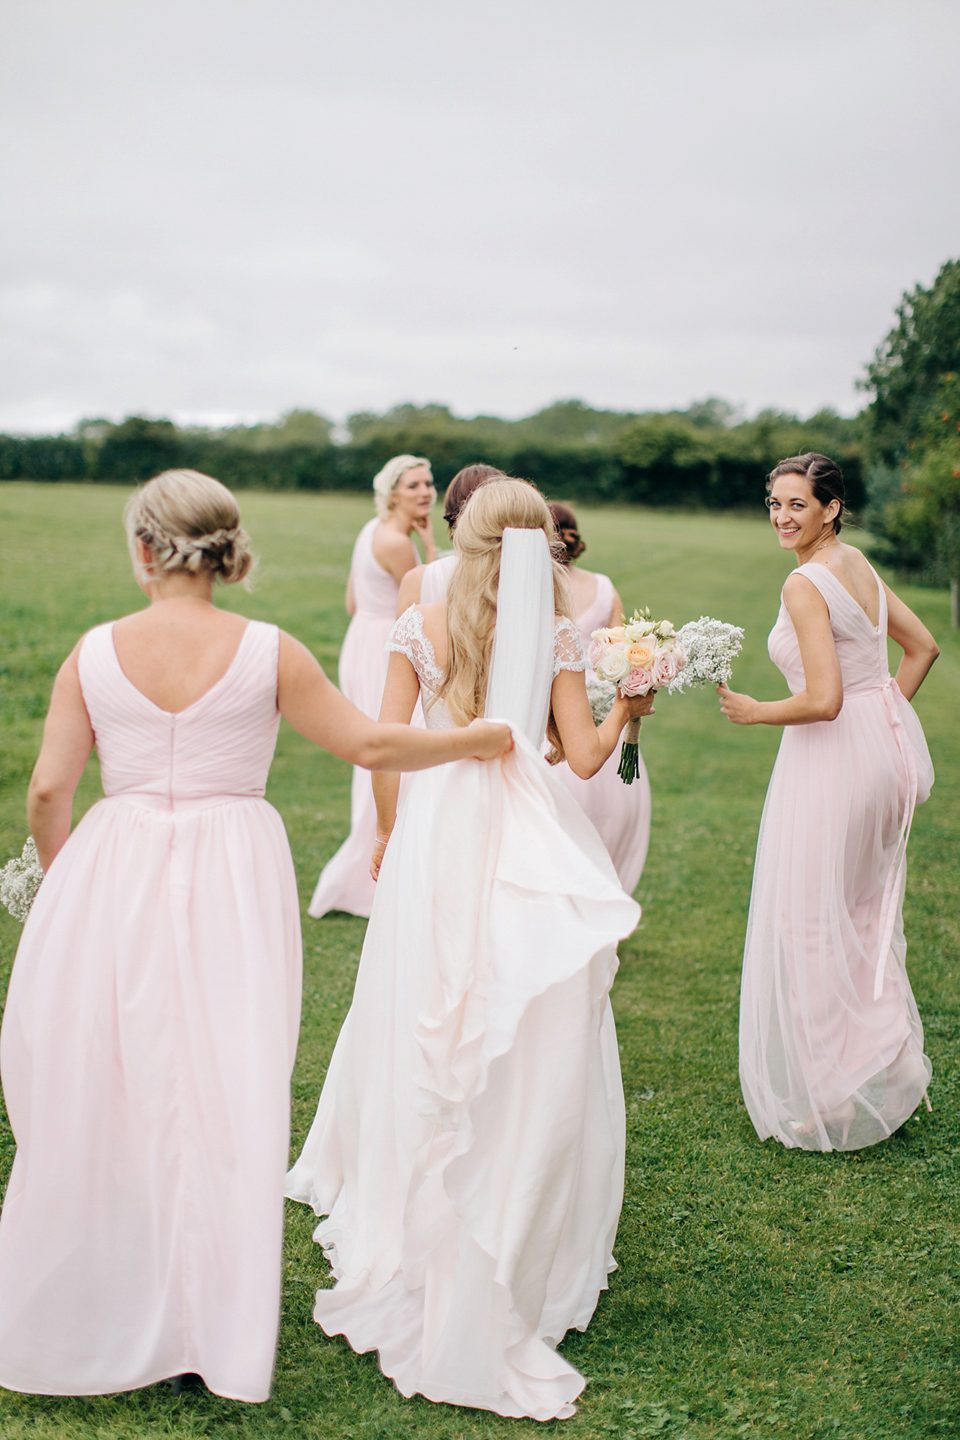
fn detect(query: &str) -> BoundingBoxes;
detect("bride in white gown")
[286,478,653,1420]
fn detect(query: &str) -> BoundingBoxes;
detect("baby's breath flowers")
[0,837,44,922]
[667,617,745,693]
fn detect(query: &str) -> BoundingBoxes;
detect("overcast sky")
[2,0,959,433]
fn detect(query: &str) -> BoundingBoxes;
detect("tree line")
[0,399,864,511]
[3,256,959,614]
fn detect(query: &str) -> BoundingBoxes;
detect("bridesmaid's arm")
[718,575,843,726]
[884,583,939,700]
[608,586,625,627]
[277,633,509,772]
[551,668,654,779]
[345,572,356,617]
[370,652,422,878]
[719,577,843,725]
[27,646,95,871]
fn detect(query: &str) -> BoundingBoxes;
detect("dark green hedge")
[0,411,865,512]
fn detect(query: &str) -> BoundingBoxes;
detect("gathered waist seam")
[102,793,267,814]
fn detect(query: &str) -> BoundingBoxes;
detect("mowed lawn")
[0,481,958,1440]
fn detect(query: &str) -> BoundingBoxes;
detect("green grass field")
[0,482,957,1440]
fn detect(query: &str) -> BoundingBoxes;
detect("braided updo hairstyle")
[124,469,255,586]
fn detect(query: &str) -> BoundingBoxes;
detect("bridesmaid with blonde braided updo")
[0,468,510,1401]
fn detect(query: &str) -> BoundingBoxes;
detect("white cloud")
[1,0,958,431]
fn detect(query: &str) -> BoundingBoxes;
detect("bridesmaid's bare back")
[112,601,250,714]
[807,542,880,628]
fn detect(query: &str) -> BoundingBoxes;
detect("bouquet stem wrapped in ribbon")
[588,610,745,785]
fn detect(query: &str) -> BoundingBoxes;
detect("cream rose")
[625,618,656,642]
[596,646,629,683]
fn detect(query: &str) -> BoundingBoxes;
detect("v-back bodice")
[351,518,407,620]
[768,562,890,697]
[78,621,282,810]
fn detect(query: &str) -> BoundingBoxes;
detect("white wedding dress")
[286,530,641,1420]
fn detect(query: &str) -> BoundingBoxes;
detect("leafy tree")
[862,258,960,463]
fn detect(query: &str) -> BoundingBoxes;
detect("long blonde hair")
[436,478,571,737]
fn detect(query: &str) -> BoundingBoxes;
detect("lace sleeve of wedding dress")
[386,606,443,690]
[553,617,587,677]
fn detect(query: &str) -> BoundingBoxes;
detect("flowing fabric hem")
[0,1366,271,1404]
[287,736,638,1419]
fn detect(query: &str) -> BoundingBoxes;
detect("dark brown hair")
[442,464,504,531]
[548,501,586,564]
[766,453,846,534]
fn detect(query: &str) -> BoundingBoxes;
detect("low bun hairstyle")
[548,502,586,564]
[767,453,846,534]
[124,469,255,586]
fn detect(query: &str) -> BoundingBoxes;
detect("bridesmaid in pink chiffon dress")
[0,470,510,1401]
[719,454,939,1153]
[548,504,651,894]
[309,455,436,919]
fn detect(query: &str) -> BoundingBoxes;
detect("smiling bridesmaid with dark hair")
[719,453,939,1152]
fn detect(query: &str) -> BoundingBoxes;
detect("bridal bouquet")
[588,609,744,783]
[0,837,43,922]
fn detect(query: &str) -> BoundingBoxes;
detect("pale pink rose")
[620,667,654,697]
[587,638,606,669]
[672,642,687,669]
[652,649,678,687]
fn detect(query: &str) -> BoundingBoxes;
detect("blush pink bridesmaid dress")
[739,562,934,1152]
[0,620,301,1400]
[309,518,414,919]
[553,573,651,894]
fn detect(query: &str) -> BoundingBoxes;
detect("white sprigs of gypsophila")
[586,675,617,726]
[0,837,44,922]
[667,617,745,693]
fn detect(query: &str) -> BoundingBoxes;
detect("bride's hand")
[623,692,655,720]
[370,832,392,882]
[465,718,514,759]
[717,683,758,725]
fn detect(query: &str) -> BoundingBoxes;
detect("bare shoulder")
[374,524,415,556]
[397,564,425,608]
[833,542,875,582]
